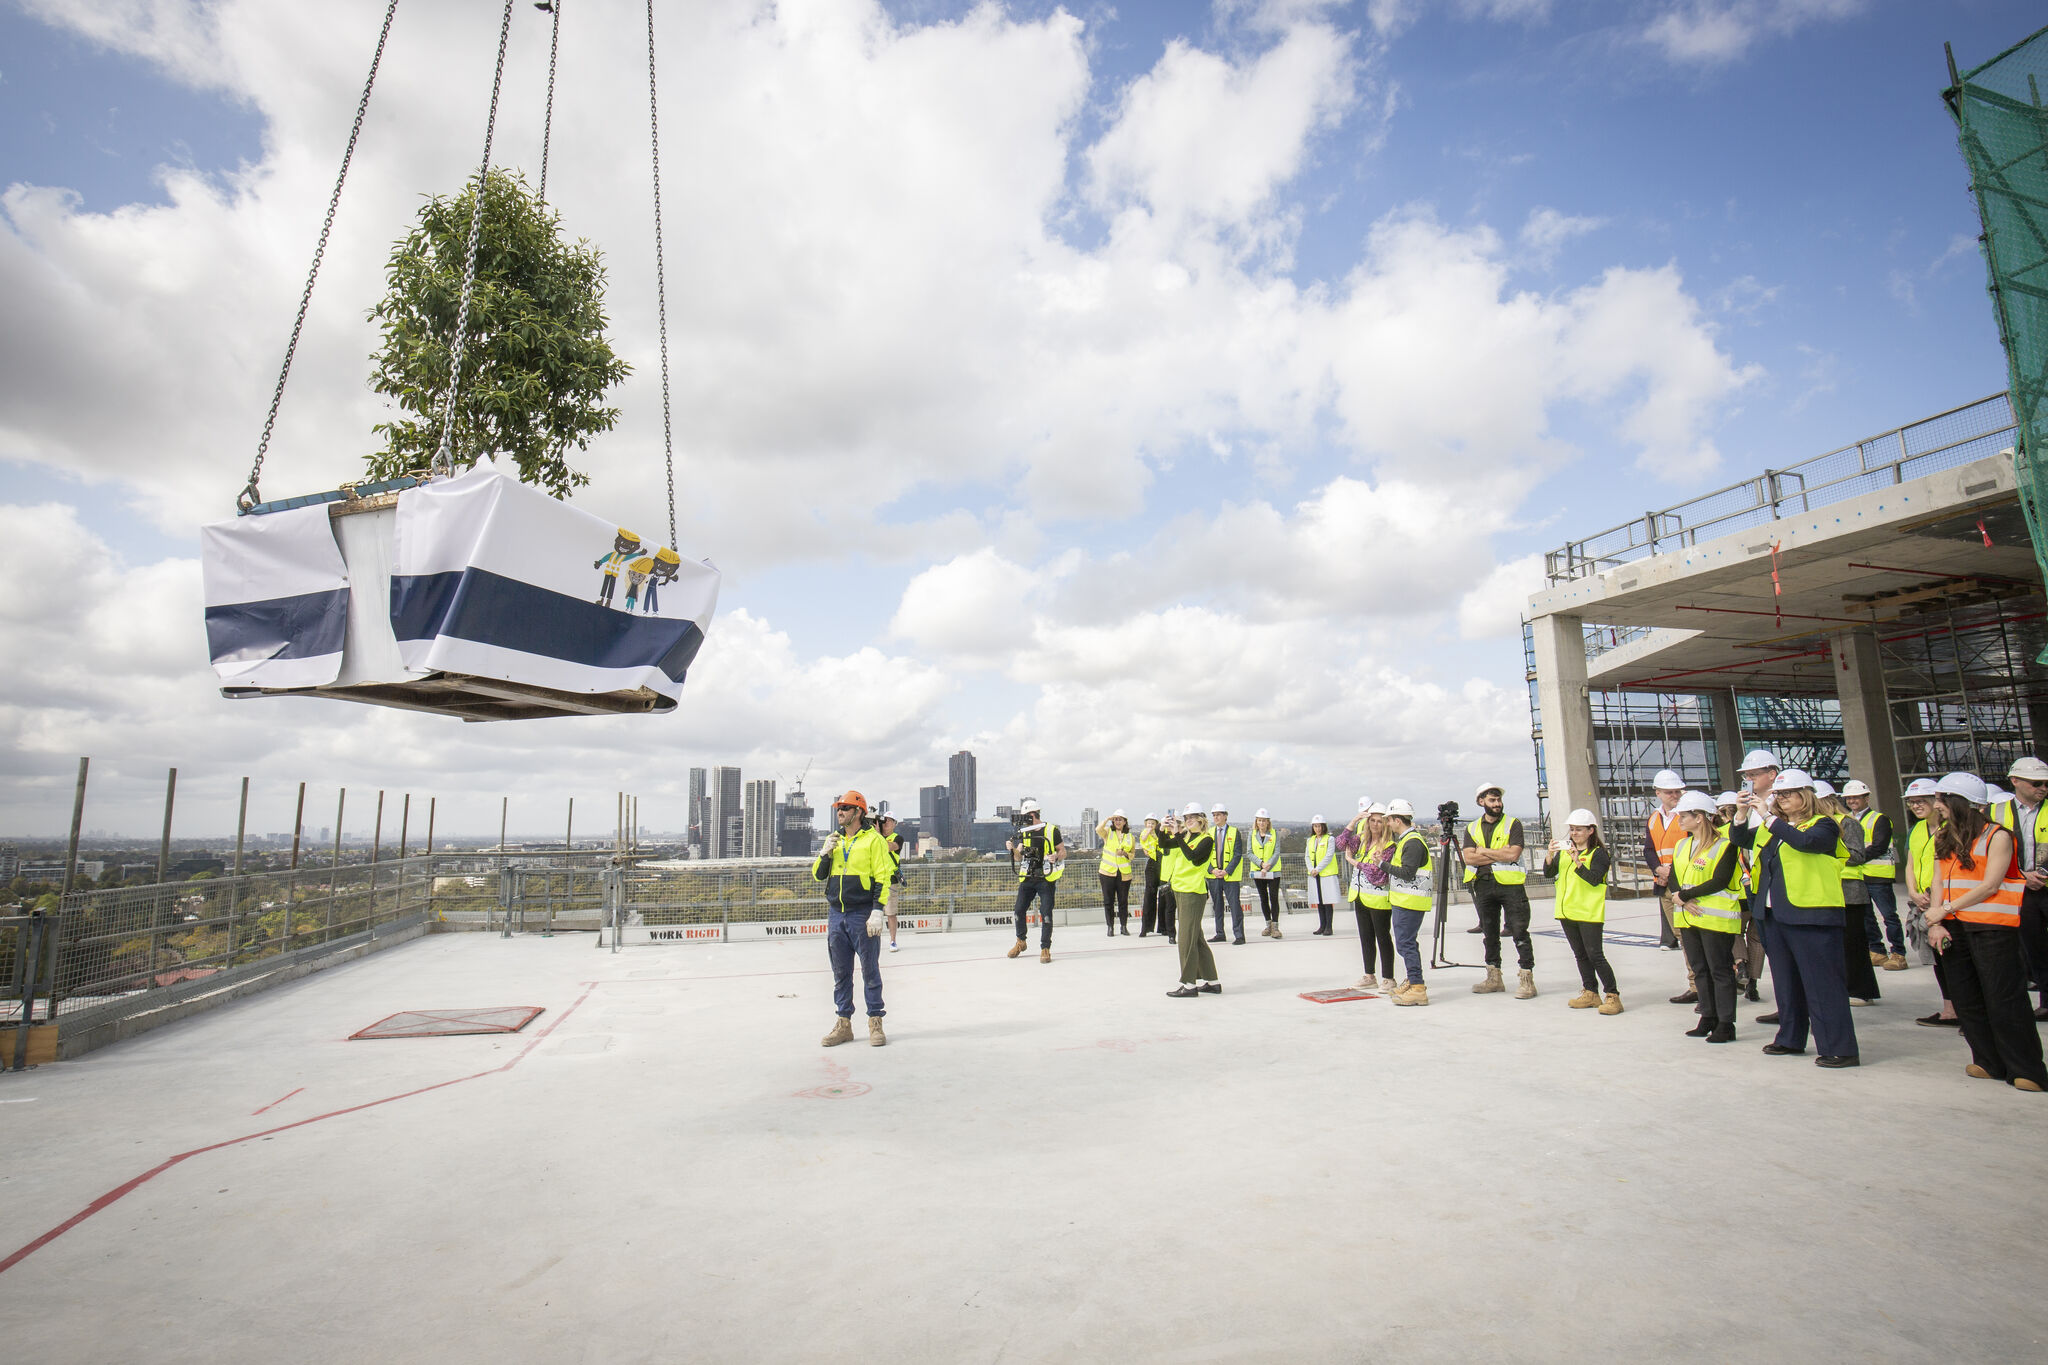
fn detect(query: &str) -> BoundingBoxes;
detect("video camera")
[1437,799,1460,830]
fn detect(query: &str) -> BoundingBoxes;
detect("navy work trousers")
[1209,879,1244,939]
[1014,879,1055,948]
[827,907,884,1018]
[1761,916,1856,1057]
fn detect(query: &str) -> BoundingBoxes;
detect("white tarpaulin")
[200,502,351,690]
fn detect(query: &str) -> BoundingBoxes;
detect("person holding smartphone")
[1544,809,1623,1015]
[1730,768,1858,1068]
[1160,805,1222,996]
[1925,772,2045,1091]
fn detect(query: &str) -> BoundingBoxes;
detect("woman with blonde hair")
[1096,810,1137,937]
[1248,809,1285,938]
[1348,802,1397,990]
[1671,792,1741,1040]
[1544,809,1623,1015]
[1159,805,1221,996]
[1732,769,1858,1067]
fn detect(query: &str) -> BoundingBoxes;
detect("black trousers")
[1472,880,1534,970]
[1013,879,1055,948]
[1252,878,1282,921]
[1680,925,1738,1024]
[1944,923,2048,1087]
[1140,865,1164,935]
[1354,903,1394,977]
[2020,887,2048,1008]
[1159,886,1177,942]
[1099,874,1131,930]
[1559,918,1616,994]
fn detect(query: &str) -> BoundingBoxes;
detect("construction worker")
[1384,800,1433,1006]
[1996,756,2048,1020]
[1716,792,1764,1003]
[1248,809,1284,937]
[1671,792,1742,1042]
[1304,817,1341,933]
[1348,803,1396,990]
[1160,805,1221,996]
[1925,772,2046,1091]
[593,527,641,607]
[813,791,892,1047]
[1462,782,1535,999]
[1840,779,1905,971]
[1005,799,1063,963]
[1544,809,1622,1015]
[877,809,906,952]
[1643,770,1693,999]
[1732,768,1858,1068]
[1206,803,1246,945]
[1096,810,1136,937]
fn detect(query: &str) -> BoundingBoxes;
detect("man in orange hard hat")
[813,790,893,1047]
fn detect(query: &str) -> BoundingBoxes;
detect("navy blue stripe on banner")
[205,588,350,664]
[390,569,705,683]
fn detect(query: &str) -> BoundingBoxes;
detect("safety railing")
[1543,393,2017,584]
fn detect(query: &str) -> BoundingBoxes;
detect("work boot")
[1567,989,1598,1009]
[1473,966,1505,994]
[1686,1017,1715,1037]
[1007,939,1026,959]
[1745,981,1761,1003]
[821,1016,854,1047]
[1040,947,1052,964]
[1515,970,1537,1000]
[1271,924,1282,939]
[1391,982,1429,1007]
[1884,953,1907,971]
[867,1017,887,1047]
[1598,993,1624,1015]
[1869,950,1887,966]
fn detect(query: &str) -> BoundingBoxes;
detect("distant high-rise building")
[919,785,951,846]
[742,779,777,858]
[780,785,816,858]
[687,767,708,856]
[0,846,17,880]
[947,750,977,848]
[1079,808,1099,851]
[710,766,743,859]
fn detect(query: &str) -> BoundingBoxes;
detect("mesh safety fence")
[1950,26,2048,656]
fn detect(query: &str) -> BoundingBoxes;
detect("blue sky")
[1,0,2041,837]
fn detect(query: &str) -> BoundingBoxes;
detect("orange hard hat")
[833,790,868,812]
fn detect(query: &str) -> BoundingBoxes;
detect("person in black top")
[1158,805,1221,997]
[1461,784,1535,999]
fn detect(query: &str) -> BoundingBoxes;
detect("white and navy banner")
[390,462,719,702]
[201,503,351,689]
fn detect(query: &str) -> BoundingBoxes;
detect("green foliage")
[364,168,630,497]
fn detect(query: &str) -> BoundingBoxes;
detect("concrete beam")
[1710,689,1744,792]
[1832,626,1906,843]
[1531,613,1599,820]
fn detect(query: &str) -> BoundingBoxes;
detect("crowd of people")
[804,756,2048,1092]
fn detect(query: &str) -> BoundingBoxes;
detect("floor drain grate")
[349,1007,545,1040]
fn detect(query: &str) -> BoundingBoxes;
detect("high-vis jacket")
[1305,832,1338,878]
[1098,827,1136,879]
[1387,830,1432,911]
[1351,840,1393,911]
[1734,814,1844,925]
[1248,829,1281,878]
[1162,831,1214,895]
[1015,823,1064,883]
[1850,808,1895,879]
[1671,834,1740,933]
[1549,846,1608,923]
[1461,816,1526,886]
[1210,825,1245,882]
[813,826,894,912]
[1908,818,1937,896]
[1938,825,2025,928]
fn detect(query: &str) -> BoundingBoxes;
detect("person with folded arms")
[1543,809,1623,1016]
[1925,772,2046,1091]
[1248,809,1285,938]
[1462,782,1536,1000]
[1732,768,1858,1069]
[1671,791,1742,1042]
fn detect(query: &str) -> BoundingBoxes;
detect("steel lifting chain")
[537,0,562,203]
[433,0,520,476]
[646,0,677,548]
[239,0,403,512]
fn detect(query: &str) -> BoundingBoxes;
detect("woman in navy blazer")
[1731,768,1859,1068]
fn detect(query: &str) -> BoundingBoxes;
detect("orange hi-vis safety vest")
[1938,825,2025,928]
[1646,808,1686,871]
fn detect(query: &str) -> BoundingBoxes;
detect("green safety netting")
[1949,25,2048,658]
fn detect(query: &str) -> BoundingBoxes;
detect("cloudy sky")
[0,0,2033,839]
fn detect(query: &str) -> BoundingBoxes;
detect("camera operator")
[1005,799,1064,964]
[1461,782,1536,999]
[1384,800,1434,1006]
[1159,804,1222,996]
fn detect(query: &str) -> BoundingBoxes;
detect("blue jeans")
[1391,907,1427,984]
[1861,879,1906,956]
[827,907,884,1018]
[1209,879,1244,938]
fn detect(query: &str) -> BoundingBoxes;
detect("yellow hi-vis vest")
[1908,818,1937,896]
[1553,847,1606,923]
[1387,830,1432,911]
[1756,815,1846,909]
[1015,824,1063,882]
[1167,834,1211,894]
[1098,828,1135,878]
[1352,839,1393,910]
[1460,816,1526,886]
[1852,809,1895,878]
[1305,833,1337,876]
[1248,829,1280,876]
[1671,833,1740,932]
[1991,799,2048,874]
[1211,825,1245,882]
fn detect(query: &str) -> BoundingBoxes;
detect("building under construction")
[1523,391,2046,889]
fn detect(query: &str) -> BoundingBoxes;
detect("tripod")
[1430,820,1481,971]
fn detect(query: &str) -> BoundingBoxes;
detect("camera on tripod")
[1436,799,1460,830]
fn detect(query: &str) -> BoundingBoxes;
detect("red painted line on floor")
[0,983,594,1277]
[250,1086,304,1116]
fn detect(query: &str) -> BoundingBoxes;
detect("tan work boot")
[1261,922,1274,937]
[1567,989,1598,1009]
[1515,969,1538,1000]
[1598,993,1623,1015]
[1272,924,1283,939]
[1869,950,1886,966]
[1966,1063,1993,1079]
[1884,953,1908,971]
[821,1016,854,1047]
[1006,939,1026,959]
[1392,981,1429,1007]
[1040,947,1052,964]
[1473,966,1505,994]
[868,1017,887,1047]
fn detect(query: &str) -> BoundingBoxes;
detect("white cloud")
[1520,206,1606,267]
[1456,552,1547,640]
[1643,1,1864,67]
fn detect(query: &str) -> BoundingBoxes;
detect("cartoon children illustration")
[594,528,641,607]
[622,552,653,613]
[642,547,681,614]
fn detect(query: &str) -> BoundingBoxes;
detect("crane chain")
[433,0,519,477]
[646,0,676,549]
[538,0,562,203]
[239,0,402,512]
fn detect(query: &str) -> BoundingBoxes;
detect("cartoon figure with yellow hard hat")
[642,546,681,614]
[594,528,641,608]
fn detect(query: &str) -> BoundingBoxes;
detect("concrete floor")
[3,898,2045,1364]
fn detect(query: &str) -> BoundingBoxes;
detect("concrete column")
[1833,627,1906,836]
[1709,689,1744,793]
[1531,613,1599,821]
[2026,701,2048,761]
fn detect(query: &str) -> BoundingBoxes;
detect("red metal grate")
[1297,989,1377,1004]
[349,1006,545,1040]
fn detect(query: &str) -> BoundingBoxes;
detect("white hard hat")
[1182,802,1204,817]
[1111,808,1126,818]
[1310,813,1327,825]
[1902,779,1938,799]
[1385,799,1415,818]
[1254,808,1270,818]
[2009,756,2048,783]
[1367,802,1388,817]
[1774,768,1815,791]
[1474,781,1505,800]
[1812,780,1836,799]
[1651,769,1683,791]
[1676,791,1720,817]
[1840,780,1871,798]
[1936,772,1988,806]
[1357,796,1373,811]
[1143,812,1159,822]
[1565,808,1597,827]
[1988,784,2013,805]
[1739,749,1781,773]
[1715,792,1740,807]
[1210,802,1228,813]
[1018,798,1041,814]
